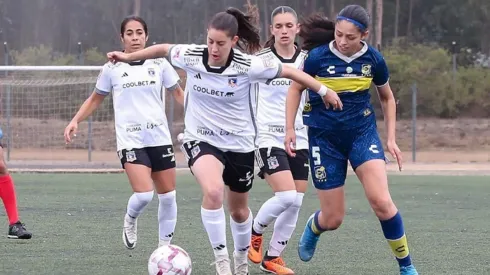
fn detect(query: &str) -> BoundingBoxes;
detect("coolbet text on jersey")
[167,44,282,153]
[254,45,309,151]
[95,58,180,151]
[303,41,389,190]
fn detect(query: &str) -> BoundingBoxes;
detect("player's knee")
[369,196,396,220]
[229,207,250,222]
[291,192,305,209]
[202,184,225,207]
[275,190,297,209]
[135,190,155,205]
[158,190,176,205]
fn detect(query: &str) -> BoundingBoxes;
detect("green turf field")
[1,173,490,275]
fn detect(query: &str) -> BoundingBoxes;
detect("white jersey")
[254,46,309,150]
[167,44,282,153]
[95,58,180,151]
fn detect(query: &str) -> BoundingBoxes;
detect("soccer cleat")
[211,255,233,275]
[248,233,263,264]
[7,221,32,239]
[260,256,294,275]
[122,214,137,249]
[233,251,249,275]
[297,214,321,262]
[400,264,418,275]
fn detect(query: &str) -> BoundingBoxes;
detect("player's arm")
[374,55,403,170]
[160,58,185,105]
[108,43,174,63]
[172,86,185,106]
[70,92,105,123]
[65,64,110,143]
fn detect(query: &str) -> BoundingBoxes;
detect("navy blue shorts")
[308,123,385,190]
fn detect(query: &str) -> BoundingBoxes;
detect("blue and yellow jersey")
[303,41,389,130]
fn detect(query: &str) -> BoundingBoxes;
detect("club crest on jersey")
[126,150,136,162]
[267,156,279,170]
[361,64,372,77]
[314,166,327,182]
[228,77,238,88]
[148,68,155,77]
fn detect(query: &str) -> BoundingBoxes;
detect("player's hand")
[107,51,130,63]
[322,88,343,111]
[387,139,403,171]
[64,121,78,144]
[284,128,297,157]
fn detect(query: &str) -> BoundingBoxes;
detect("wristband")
[317,85,328,97]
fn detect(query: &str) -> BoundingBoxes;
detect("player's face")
[271,13,299,47]
[121,20,148,53]
[207,28,238,67]
[334,20,369,56]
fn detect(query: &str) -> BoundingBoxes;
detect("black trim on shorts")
[118,145,176,172]
[181,141,255,193]
[256,147,309,181]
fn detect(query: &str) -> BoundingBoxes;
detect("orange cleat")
[260,256,295,275]
[248,233,263,264]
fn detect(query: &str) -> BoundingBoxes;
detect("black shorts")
[181,141,254,193]
[118,145,176,172]
[256,147,309,181]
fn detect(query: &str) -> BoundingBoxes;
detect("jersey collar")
[329,40,368,63]
[270,43,301,63]
[202,48,234,74]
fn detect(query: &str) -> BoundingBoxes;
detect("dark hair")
[264,6,298,48]
[336,5,370,32]
[298,13,335,51]
[120,16,148,37]
[208,3,261,54]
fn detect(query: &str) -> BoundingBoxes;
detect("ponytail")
[299,13,335,51]
[224,4,261,54]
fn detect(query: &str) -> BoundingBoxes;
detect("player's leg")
[298,127,348,262]
[249,147,297,266]
[349,125,418,275]
[0,145,32,239]
[223,151,255,275]
[147,145,177,247]
[119,148,154,249]
[261,149,309,274]
[182,141,231,275]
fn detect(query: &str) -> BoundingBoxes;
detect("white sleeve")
[158,58,181,91]
[94,63,112,96]
[167,44,204,69]
[248,55,282,84]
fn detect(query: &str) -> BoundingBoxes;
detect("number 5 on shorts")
[312,146,321,166]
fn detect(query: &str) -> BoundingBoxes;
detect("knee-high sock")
[0,174,19,225]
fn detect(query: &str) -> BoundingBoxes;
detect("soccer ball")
[148,244,192,275]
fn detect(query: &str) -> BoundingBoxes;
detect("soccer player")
[64,16,184,249]
[107,6,341,275]
[0,127,32,239]
[248,6,314,275]
[284,6,418,275]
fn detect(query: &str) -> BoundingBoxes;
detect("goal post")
[0,66,184,168]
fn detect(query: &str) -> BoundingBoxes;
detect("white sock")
[126,191,154,218]
[158,191,177,244]
[268,192,304,257]
[230,209,253,255]
[253,190,297,234]
[201,206,228,257]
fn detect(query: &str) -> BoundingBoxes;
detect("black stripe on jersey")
[201,48,234,74]
[128,60,147,66]
[232,58,252,67]
[233,53,252,65]
[270,44,301,63]
[256,48,272,56]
